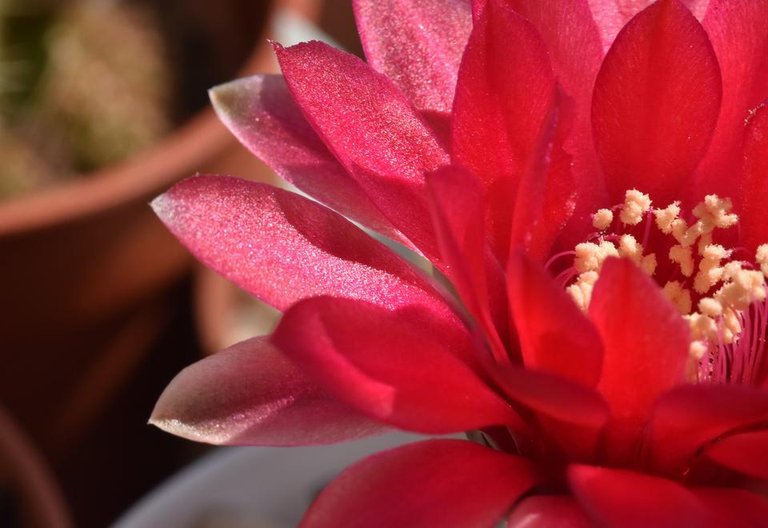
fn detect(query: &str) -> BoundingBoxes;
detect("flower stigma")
[563,190,768,385]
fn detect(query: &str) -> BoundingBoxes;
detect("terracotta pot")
[0,0,276,453]
[194,0,362,355]
[0,407,72,528]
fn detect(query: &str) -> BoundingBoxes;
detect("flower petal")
[695,0,768,199]
[704,429,768,479]
[589,258,690,456]
[451,0,556,262]
[152,175,445,313]
[150,337,383,445]
[301,439,540,528]
[587,0,710,50]
[591,0,722,205]
[737,102,768,254]
[275,41,449,258]
[426,166,508,360]
[209,75,403,242]
[508,496,592,528]
[647,384,768,477]
[695,488,768,526]
[272,297,518,434]
[353,0,471,113]
[569,465,710,527]
[507,253,603,387]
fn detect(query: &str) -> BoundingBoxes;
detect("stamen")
[592,208,614,231]
[619,189,652,225]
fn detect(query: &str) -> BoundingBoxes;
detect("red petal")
[427,166,508,360]
[587,0,710,50]
[694,0,768,199]
[451,0,556,262]
[569,465,710,527]
[353,0,471,113]
[506,0,606,234]
[209,75,403,242]
[508,253,603,387]
[302,439,540,528]
[647,384,768,477]
[591,0,722,205]
[508,496,592,528]
[150,337,383,445]
[275,41,449,259]
[152,176,445,313]
[492,365,609,460]
[704,429,768,479]
[695,488,768,526]
[589,258,690,456]
[272,297,517,434]
[738,103,768,254]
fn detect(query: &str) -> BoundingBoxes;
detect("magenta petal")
[152,175,446,313]
[354,0,471,113]
[591,0,722,205]
[737,103,768,254]
[150,337,382,445]
[507,253,603,387]
[647,384,768,476]
[451,0,556,262]
[704,430,768,479]
[272,297,518,434]
[695,0,768,199]
[209,75,403,242]
[508,496,592,528]
[589,258,690,455]
[301,439,540,528]
[569,465,710,527]
[275,41,449,259]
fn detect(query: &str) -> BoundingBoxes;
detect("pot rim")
[0,0,284,237]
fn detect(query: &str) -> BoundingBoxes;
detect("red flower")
[150,0,768,525]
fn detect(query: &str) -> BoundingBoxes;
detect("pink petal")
[209,75,403,242]
[587,0,710,50]
[426,166,508,360]
[694,0,768,199]
[647,384,768,477]
[737,102,768,255]
[569,465,710,527]
[508,496,592,528]
[591,0,722,205]
[353,0,472,113]
[275,41,449,259]
[451,0,556,262]
[152,175,446,314]
[302,439,540,528]
[704,429,768,479]
[507,253,603,388]
[695,488,768,526]
[589,258,690,456]
[272,297,518,434]
[150,337,383,445]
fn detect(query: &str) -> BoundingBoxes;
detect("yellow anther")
[693,195,738,230]
[567,271,599,312]
[698,297,722,317]
[689,340,708,361]
[618,234,642,261]
[687,312,718,342]
[663,281,693,315]
[640,253,657,277]
[592,209,614,231]
[654,202,681,234]
[756,244,768,277]
[620,189,652,225]
[670,244,694,277]
[693,244,729,294]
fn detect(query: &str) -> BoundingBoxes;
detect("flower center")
[557,189,768,385]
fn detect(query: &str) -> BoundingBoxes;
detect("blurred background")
[0,0,366,526]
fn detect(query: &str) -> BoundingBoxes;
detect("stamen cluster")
[565,190,768,383]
